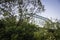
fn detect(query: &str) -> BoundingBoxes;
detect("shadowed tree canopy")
[0,0,44,18]
[0,0,45,26]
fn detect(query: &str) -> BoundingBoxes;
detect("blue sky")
[41,0,60,20]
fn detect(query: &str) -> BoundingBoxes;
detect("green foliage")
[3,12,10,16]
[0,16,60,40]
[34,20,60,40]
[0,17,38,40]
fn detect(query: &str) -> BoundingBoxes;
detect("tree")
[0,17,39,40]
[1,0,58,40]
[0,0,44,25]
